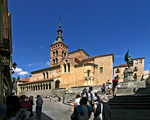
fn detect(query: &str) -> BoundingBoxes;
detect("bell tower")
[50,16,68,67]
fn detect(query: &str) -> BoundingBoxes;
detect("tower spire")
[59,16,61,28]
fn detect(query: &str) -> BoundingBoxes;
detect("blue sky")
[8,0,150,79]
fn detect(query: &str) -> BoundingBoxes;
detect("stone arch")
[55,80,60,88]
[35,85,37,91]
[38,84,40,90]
[41,84,42,90]
[43,83,45,90]
[46,83,48,89]
[27,86,28,91]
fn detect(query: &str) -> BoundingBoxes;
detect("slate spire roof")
[52,16,66,45]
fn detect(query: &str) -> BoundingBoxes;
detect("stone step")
[110,105,150,109]
[108,99,150,103]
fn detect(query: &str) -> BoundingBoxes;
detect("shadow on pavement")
[31,111,53,120]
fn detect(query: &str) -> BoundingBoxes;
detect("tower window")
[64,53,66,57]
[56,58,58,63]
[53,52,55,56]
[62,51,64,57]
[56,51,58,55]
[139,59,142,63]
[53,59,55,64]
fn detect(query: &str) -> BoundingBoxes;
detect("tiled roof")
[114,64,128,68]
[82,53,114,62]
[31,65,60,74]
[132,57,145,60]
[68,49,89,57]
[20,78,29,82]
[18,76,60,86]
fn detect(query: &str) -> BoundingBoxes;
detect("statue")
[124,50,132,68]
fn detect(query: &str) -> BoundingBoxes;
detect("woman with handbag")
[93,95,111,120]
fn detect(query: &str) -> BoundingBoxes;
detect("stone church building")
[18,19,114,97]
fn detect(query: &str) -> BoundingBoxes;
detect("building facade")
[18,18,114,97]
[114,57,145,82]
[0,0,13,105]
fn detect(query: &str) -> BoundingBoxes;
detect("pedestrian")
[76,97,92,120]
[29,96,34,117]
[93,92,100,109]
[36,95,44,118]
[94,95,111,120]
[82,88,88,98]
[88,89,94,109]
[20,95,31,111]
[50,94,52,101]
[0,96,28,120]
[112,77,118,96]
[106,80,111,90]
[74,94,81,107]
[101,83,106,94]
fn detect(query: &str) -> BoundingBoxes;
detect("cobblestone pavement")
[31,98,94,120]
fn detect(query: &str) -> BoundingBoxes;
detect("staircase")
[108,94,150,120]
[108,94,150,109]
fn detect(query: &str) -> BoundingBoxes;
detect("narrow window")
[53,59,55,64]
[43,73,45,79]
[139,59,142,63]
[56,51,58,55]
[46,72,48,79]
[64,64,66,72]
[56,58,58,63]
[64,53,66,57]
[87,70,90,77]
[49,83,51,89]
[55,80,59,88]
[68,63,70,72]
[62,51,64,57]
[100,67,103,73]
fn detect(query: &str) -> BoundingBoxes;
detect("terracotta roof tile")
[20,78,29,82]
[114,64,128,68]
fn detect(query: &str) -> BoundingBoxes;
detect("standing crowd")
[71,77,119,120]
[0,94,43,120]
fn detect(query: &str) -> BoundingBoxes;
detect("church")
[18,18,114,96]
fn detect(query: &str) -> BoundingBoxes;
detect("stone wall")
[51,88,66,97]
[19,89,52,98]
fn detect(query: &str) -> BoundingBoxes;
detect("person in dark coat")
[94,95,111,120]
[29,96,34,117]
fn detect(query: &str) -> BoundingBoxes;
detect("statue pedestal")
[124,68,133,82]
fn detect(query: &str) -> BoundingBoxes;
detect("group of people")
[101,77,119,96]
[71,87,111,120]
[0,94,43,120]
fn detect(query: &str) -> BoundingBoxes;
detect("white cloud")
[18,71,28,76]
[115,55,124,58]
[13,67,29,76]
[46,61,50,65]
[27,64,33,66]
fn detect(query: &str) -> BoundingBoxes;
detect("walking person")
[50,94,52,101]
[94,95,111,120]
[101,83,106,94]
[88,89,94,109]
[112,77,118,96]
[20,95,31,112]
[93,92,100,109]
[0,96,28,120]
[29,96,34,117]
[82,88,88,98]
[36,95,43,118]
[76,97,93,120]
